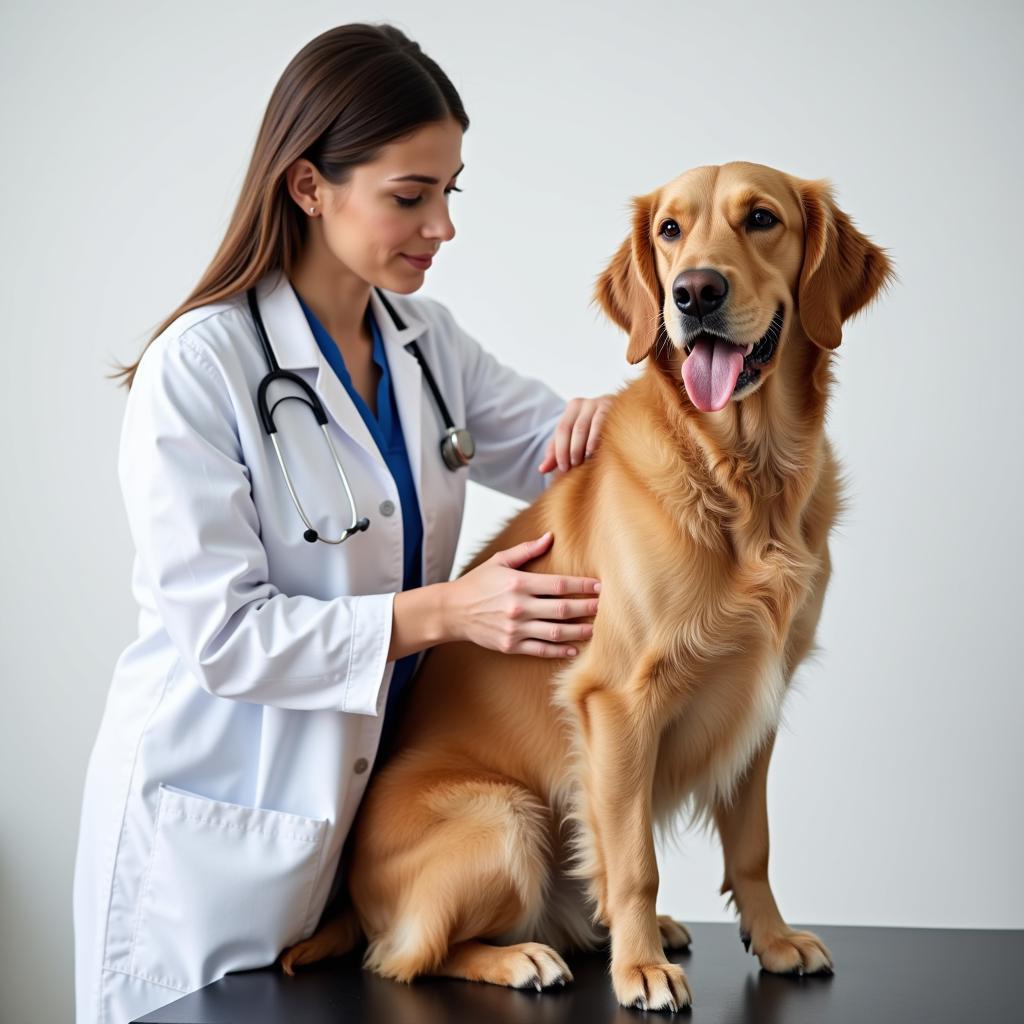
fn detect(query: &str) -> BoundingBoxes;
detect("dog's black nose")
[673,268,729,317]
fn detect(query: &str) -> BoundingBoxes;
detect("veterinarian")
[73,23,610,1024]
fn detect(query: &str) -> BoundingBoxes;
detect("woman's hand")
[538,394,615,476]
[444,532,600,658]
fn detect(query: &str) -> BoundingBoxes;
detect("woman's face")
[294,118,464,294]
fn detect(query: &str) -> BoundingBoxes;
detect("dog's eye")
[659,219,681,239]
[749,209,778,230]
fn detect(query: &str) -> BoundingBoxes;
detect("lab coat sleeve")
[437,305,566,502]
[119,332,394,715]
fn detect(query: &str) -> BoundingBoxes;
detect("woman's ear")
[795,178,897,350]
[594,191,662,364]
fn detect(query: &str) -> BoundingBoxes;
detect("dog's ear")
[594,191,662,364]
[795,178,896,350]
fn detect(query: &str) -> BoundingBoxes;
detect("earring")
[308,206,316,215]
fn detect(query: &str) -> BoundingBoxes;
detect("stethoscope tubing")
[245,285,472,544]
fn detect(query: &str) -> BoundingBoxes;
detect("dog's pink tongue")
[682,336,745,412]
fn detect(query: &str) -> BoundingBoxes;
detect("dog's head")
[595,162,895,412]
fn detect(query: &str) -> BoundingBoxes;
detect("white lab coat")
[73,269,565,1024]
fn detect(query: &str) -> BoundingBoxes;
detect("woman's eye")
[394,186,463,208]
[659,219,681,239]
[749,208,779,229]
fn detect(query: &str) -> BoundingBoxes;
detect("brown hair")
[107,23,469,391]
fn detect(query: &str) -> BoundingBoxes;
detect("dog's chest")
[653,648,787,822]
[650,534,818,822]
[729,523,821,643]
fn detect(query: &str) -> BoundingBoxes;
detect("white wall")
[2,1,1021,1020]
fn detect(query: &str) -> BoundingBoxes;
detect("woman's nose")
[425,205,456,243]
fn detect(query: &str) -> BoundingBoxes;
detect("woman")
[73,23,611,1024]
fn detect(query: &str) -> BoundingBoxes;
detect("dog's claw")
[668,996,678,1012]
[740,930,751,953]
[634,996,649,1011]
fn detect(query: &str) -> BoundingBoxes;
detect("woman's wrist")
[388,581,460,661]
[435,577,465,645]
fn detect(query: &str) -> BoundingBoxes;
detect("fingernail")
[567,647,578,657]
[593,582,602,593]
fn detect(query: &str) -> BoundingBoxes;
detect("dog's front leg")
[573,684,692,1012]
[713,730,834,975]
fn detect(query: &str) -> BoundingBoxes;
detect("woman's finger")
[553,399,582,471]
[494,532,554,569]
[537,438,557,474]
[586,404,609,458]
[517,571,601,596]
[568,407,595,466]
[519,620,595,645]
[517,596,599,621]
[513,639,581,659]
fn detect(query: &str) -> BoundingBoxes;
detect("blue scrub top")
[294,288,424,755]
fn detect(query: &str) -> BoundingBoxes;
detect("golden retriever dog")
[282,161,894,1012]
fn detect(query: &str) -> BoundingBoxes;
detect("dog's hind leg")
[352,770,563,987]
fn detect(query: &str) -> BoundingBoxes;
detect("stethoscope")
[246,286,475,545]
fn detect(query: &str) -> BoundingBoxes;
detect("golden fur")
[281,161,894,1011]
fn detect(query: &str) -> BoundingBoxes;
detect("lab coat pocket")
[127,783,328,993]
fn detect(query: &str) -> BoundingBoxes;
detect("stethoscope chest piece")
[441,426,475,470]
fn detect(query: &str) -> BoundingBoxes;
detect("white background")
[2,1,1021,1020]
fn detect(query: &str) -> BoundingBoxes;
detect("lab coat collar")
[253,269,428,370]
[251,270,428,500]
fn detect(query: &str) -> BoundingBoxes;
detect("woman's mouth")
[401,253,433,270]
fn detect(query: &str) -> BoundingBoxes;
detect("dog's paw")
[755,928,834,976]
[434,940,573,990]
[503,943,574,990]
[613,960,692,1012]
[657,915,693,950]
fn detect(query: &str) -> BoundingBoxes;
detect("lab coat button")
[353,757,369,774]
[379,500,395,517]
